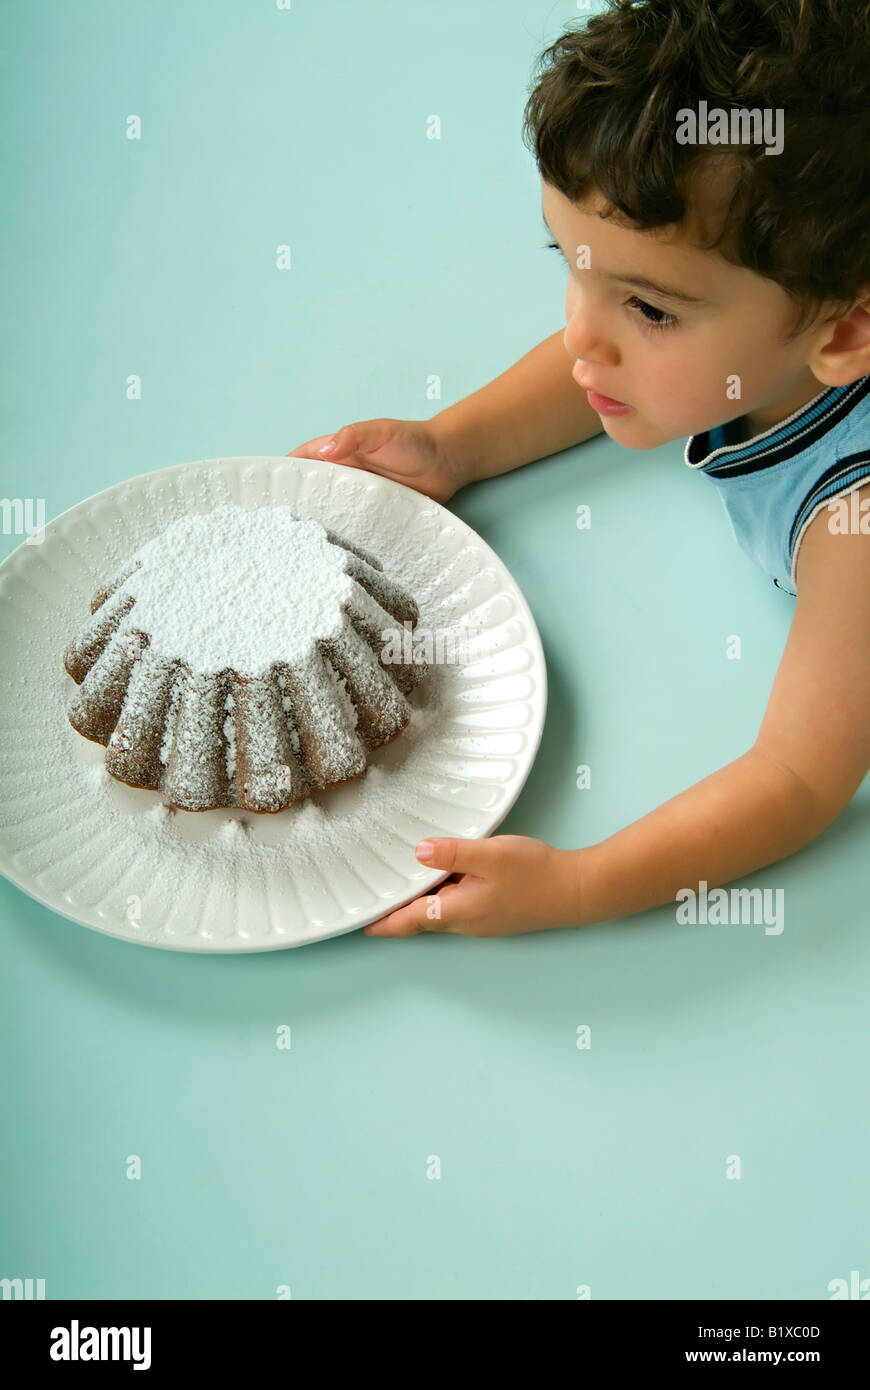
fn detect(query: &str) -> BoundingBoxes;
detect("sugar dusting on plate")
[0,462,531,947]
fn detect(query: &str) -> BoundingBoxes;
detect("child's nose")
[563,314,617,369]
[563,282,617,362]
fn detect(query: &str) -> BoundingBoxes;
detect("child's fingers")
[414,835,496,877]
[361,878,475,934]
[363,881,467,937]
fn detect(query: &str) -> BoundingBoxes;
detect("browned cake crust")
[63,509,429,811]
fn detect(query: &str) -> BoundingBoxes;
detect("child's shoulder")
[793,480,870,604]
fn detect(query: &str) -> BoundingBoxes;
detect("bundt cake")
[63,504,429,811]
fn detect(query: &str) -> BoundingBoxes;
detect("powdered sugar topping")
[120,505,355,676]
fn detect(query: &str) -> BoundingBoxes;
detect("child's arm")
[572,491,870,929]
[365,490,870,937]
[289,329,604,500]
[430,328,605,483]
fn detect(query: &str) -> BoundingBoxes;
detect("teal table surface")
[1,0,867,1300]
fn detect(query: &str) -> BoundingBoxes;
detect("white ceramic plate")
[0,457,547,951]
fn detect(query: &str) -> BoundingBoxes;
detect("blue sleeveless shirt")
[684,376,870,596]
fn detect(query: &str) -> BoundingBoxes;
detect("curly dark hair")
[522,0,870,335]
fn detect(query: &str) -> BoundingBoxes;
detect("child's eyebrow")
[541,209,709,307]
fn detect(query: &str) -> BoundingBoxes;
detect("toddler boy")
[291,0,870,938]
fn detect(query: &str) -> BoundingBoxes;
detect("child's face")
[541,180,827,447]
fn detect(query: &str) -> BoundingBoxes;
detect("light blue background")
[1,0,867,1300]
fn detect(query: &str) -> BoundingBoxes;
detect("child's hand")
[287,417,464,505]
[363,834,580,938]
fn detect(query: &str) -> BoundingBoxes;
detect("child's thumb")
[318,428,346,458]
[319,424,363,459]
[320,420,395,460]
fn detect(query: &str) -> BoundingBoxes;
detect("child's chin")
[599,412,647,445]
[600,413,674,450]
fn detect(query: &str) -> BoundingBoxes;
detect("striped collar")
[684,376,870,477]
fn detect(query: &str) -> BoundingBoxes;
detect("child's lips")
[586,389,633,416]
[572,366,633,414]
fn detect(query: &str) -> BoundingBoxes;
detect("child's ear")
[808,294,870,386]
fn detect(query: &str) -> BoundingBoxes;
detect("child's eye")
[547,242,680,333]
[627,295,678,332]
